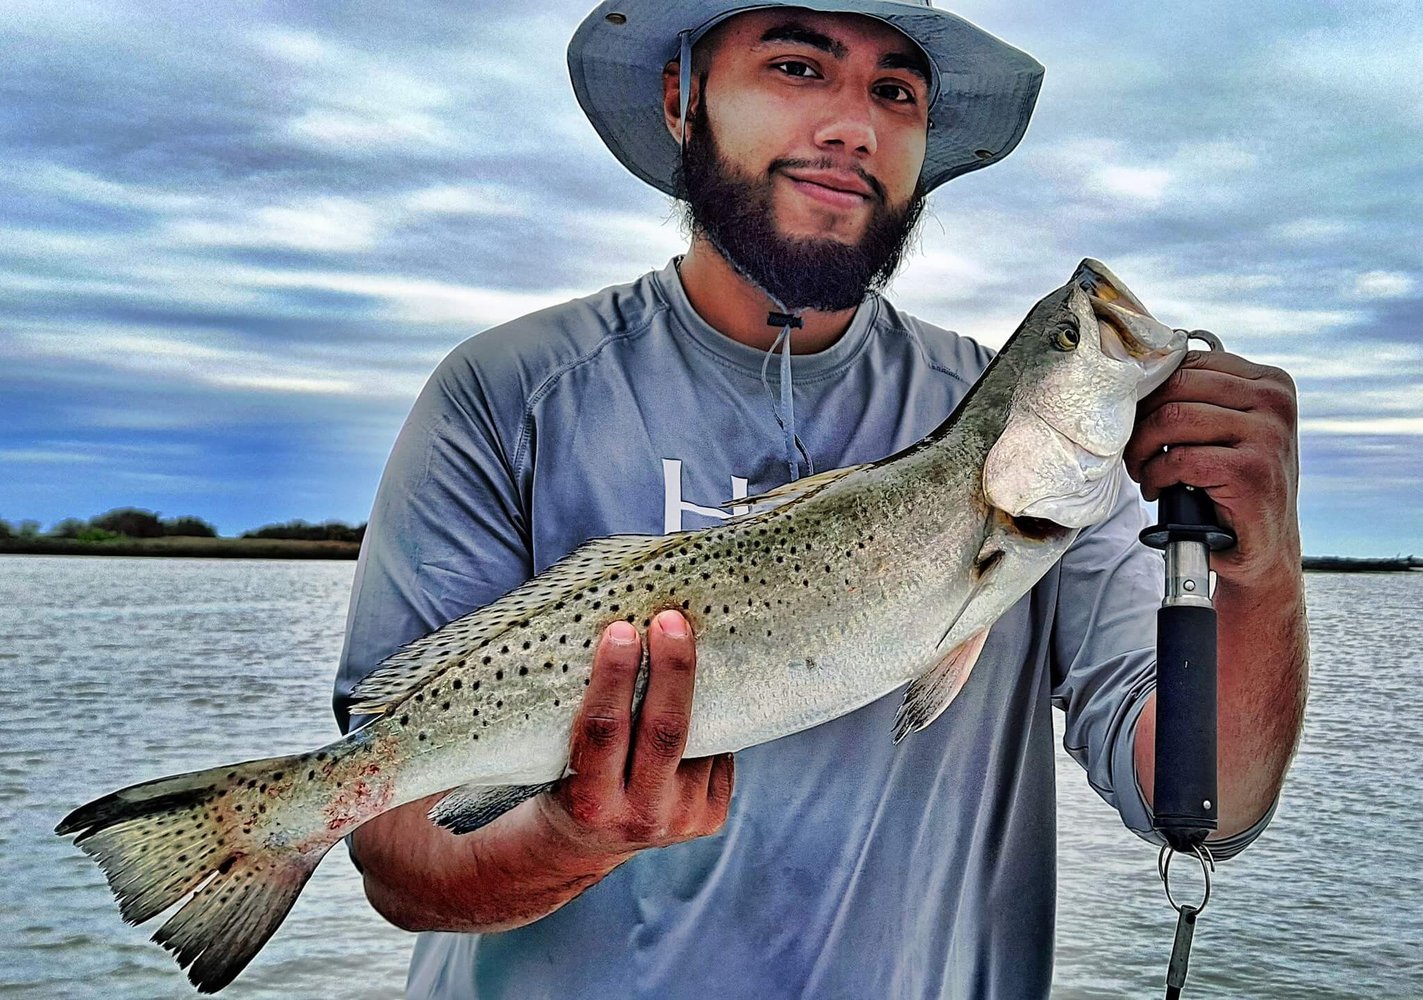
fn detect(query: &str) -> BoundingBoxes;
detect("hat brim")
[568,0,1044,196]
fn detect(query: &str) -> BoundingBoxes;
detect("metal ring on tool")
[1174,328,1223,352]
[1158,843,1215,915]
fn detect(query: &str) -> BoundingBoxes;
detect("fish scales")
[353,454,983,808]
[56,259,1189,993]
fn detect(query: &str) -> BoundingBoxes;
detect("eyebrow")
[758,21,931,86]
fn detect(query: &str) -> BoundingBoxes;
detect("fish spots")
[495,670,504,681]
[323,775,394,833]
[518,666,529,676]
[453,678,462,690]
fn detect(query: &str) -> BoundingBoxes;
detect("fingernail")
[656,610,687,639]
[607,620,637,645]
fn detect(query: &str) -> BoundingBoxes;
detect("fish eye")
[1052,321,1081,351]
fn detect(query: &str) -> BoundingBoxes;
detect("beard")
[674,98,926,313]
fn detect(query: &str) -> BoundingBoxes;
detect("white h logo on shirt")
[662,458,750,533]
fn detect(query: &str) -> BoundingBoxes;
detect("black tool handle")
[1140,484,1235,552]
[1153,602,1218,851]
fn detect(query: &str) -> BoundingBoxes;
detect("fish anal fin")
[893,629,990,744]
[719,463,870,511]
[428,782,554,835]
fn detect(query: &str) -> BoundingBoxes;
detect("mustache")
[767,157,887,205]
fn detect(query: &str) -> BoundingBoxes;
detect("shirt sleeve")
[333,342,535,737]
[1049,481,1277,861]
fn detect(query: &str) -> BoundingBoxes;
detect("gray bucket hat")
[567,0,1044,197]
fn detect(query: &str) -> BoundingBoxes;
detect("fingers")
[706,753,735,818]
[1123,345,1301,588]
[1124,401,1243,483]
[1127,352,1298,489]
[626,610,698,800]
[1135,444,1237,504]
[567,620,642,806]
[1138,368,1263,420]
[556,611,730,852]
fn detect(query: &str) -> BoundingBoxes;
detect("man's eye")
[772,60,820,79]
[874,82,917,104]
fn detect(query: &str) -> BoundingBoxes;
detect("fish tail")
[56,754,333,993]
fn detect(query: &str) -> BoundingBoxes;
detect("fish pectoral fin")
[892,629,990,744]
[428,781,555,835]
[718,463,870,511]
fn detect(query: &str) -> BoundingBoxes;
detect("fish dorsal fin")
[719,463,870,512]
[347,532,679,716]
[892,628,990,744]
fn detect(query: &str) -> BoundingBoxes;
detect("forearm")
[1134,560,1310,839]
[353,792,628,934]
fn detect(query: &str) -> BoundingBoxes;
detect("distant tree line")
[241,519,366,543]
[0,508,365,542]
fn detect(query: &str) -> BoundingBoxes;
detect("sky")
[1,0,1419,554]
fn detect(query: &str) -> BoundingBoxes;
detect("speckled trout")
[57,260,1187,992]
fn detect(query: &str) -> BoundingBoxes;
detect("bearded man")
[334,3,1308,997]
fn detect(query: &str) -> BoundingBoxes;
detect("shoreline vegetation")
[0,536,360,559]
[0,508,363,560]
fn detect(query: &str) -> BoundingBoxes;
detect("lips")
[781,169,877,209]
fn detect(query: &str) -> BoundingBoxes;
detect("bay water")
[1,557,1418,997]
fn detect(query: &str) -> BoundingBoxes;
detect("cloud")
[1351,271,1415,299]
[0,0,1419,553]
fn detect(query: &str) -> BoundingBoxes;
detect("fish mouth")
[1073,258,1187,393]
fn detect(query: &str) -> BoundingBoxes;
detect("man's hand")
[536,610,735,864]
[1124,347,1309,841]
[1125,349,1301,587]
[354,609,733,934]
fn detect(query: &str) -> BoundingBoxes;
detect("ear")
[661,60,684,143]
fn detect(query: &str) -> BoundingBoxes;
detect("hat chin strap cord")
[761,309,813,482]
[678,28,811,484]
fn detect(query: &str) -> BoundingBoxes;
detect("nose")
[812,85,877,158]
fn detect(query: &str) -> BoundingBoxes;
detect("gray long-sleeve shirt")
[335,258,1268,999]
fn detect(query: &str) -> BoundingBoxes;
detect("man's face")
[673,10,931,311]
